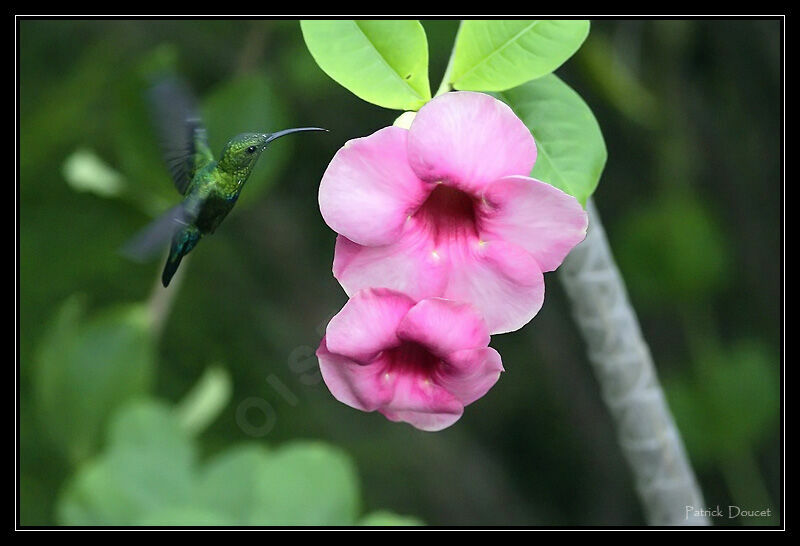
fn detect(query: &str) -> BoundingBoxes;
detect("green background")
[19,19,781,526]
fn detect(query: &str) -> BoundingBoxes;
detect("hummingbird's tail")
[162,225,201,287]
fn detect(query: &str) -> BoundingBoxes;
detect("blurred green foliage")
[19,19,780,526]
[60,399,379,526]
[34,297,155,464]
[39,299,416,526]
[616,191,730,309]
[667,340,779,466]
[63,149,127,198]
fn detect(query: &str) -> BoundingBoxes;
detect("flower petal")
[443,239,545,334]
[325,288,415,363]
[318,337,465,431]
[436,347,504,406]
[335,227,545,334]
[397,298,490,356]
[407,92,536,194]
[333,229,448,302]
[319,126,430,247]
[317,337,393,412]
[480,176,588,272]
[378,370,464,432]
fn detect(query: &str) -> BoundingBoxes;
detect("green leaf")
[58,400,196,525]
[198,441,365,526]
[498,74,606,205]
[196,442,361,525]
[193,444,271,523]
[249,442,360,525]
[59,398,406,526]
[451,20,590,92]
[194,441,362,525]
[106,399,195,465]
[301,20,431,111]
[34,297,156,462]
[359,511,424,526]
[136,506,237,526]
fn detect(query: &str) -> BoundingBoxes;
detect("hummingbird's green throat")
[121,78,327,287]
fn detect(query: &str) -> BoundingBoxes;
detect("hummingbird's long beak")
[264,127,328,145]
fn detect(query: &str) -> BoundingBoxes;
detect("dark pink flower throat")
[383,341,441,375]
[413,185,479,244]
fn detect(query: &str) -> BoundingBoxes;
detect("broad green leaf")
[498,74,606,205]
[136,507,236,526]
[193,444,270,522]
[106,399,195,465]
[248,442,360,525]
[58,400,196,525]
[359,511,424,526]
[34,298,156,462]
[301,20,431,110]
[451,20,590,92]
[202,72,290,206]
[194,441,362,525]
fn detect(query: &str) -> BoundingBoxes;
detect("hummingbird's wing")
[120,198,200,262]
[148,77,214,195]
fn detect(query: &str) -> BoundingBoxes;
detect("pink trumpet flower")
[319,91,588,334]
[317,288,503,431]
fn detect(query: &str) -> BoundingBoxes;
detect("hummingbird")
[122,77,326,287]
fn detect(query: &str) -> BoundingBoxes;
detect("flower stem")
[558,199,709,526]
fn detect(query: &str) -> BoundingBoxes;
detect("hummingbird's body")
[122,78,325,286]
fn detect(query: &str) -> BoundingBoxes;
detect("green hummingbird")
[123,77,326,287]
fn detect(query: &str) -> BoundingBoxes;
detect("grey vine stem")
[558,199,709,526]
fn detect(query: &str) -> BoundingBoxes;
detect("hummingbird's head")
[218,128,327,178]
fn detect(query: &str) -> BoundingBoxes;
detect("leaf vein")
[351,20,425,101]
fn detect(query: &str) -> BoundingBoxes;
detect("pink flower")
[319,91,588,334]
[317,288,503,431]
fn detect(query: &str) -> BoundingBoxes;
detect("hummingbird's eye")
[246,145,257,154]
